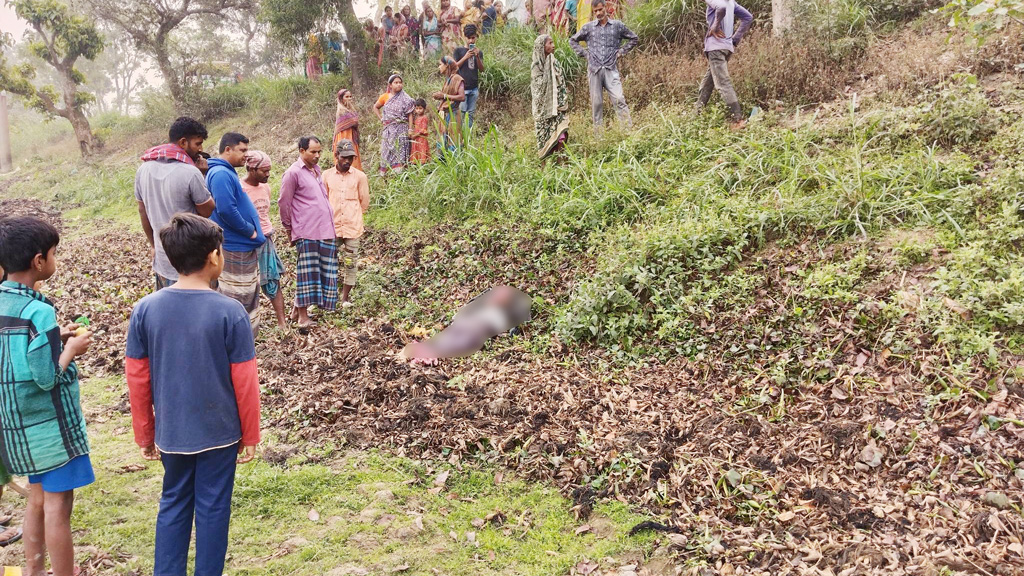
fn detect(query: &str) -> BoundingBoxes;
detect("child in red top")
[409,98,431,164]
[125,213,260,576]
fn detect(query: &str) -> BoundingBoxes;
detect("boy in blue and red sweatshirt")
[125,213,260,576]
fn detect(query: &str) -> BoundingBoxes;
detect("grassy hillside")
[3,5,1024,574]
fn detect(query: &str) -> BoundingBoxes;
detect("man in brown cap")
[323,139,370,308]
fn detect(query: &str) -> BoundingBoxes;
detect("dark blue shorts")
[28,454,95,493]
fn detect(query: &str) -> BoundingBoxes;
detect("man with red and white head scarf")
[241,150,288,330]
[135,116,215,290]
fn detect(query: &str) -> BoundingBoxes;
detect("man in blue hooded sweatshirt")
[206,132,266,333]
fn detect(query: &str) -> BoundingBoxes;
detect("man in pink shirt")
[277,136,338,328]
[241,150,288,329]
[323,139,370,308]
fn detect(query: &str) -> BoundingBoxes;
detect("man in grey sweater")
[569,0,638,135]
[697,0,754,129]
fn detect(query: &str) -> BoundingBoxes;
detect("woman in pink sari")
[532,0,550,26]
[439,0,463,53]
[305,34,323,79]
[391,13,411,54]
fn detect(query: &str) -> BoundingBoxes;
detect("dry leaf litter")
[25,201,1024,576]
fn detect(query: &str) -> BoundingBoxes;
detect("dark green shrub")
[626,0,771,49]
[731,30,851,104]
[915,74,1000,148]
[870,0,943,28]
[797,0,872,60]
[187,76,319,121]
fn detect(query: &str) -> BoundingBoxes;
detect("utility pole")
[0,92,12,173]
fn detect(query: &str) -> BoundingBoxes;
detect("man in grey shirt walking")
[569,0,638,135]
[135,116,216,290]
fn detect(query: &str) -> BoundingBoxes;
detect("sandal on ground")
[0,525,22,546]
[0,513,12,526]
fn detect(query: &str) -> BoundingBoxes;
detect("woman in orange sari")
[333,89,362,170]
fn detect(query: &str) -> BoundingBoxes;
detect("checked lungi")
[294,239,339,311]
[338,237,360,287]
[154,273,176,291]
[218,248,260,327]
[257,234,285,299]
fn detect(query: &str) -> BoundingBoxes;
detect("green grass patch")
[6,158,138,223]
[68,377,654,575]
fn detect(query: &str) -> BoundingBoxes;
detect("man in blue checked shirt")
[569,0,638,136]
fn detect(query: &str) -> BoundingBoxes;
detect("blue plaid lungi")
[155,273,176,291]
[257,234,285,299]
[294,238,339,311]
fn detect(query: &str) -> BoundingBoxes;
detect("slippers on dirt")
[0,525,22,546]
[0,513,12,526]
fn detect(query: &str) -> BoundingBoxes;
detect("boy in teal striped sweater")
[0,216,93,576]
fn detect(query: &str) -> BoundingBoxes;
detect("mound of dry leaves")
[31,203,1024,576]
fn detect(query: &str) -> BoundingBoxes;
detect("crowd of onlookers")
[332,0,751,172]
[366,0,520,60]
[306,0,631,71]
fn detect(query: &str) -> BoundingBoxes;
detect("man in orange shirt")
[323,139,370,308]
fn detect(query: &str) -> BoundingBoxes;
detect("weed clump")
[731,31,850,104]
[913,74,1000,148]
[910,204,1024,365]
[798,0,872,61]
[549,113,977,356]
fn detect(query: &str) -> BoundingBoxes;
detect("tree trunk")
[56,64,96,157]
[337,0,373,95]
[772,0,794,37]
[66,107,95,157]
[0,93,13,172]
[154,38,187,109]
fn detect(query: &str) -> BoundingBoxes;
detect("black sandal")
[0,525,22,546]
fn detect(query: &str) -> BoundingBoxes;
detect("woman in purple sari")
[376,74,416,174]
